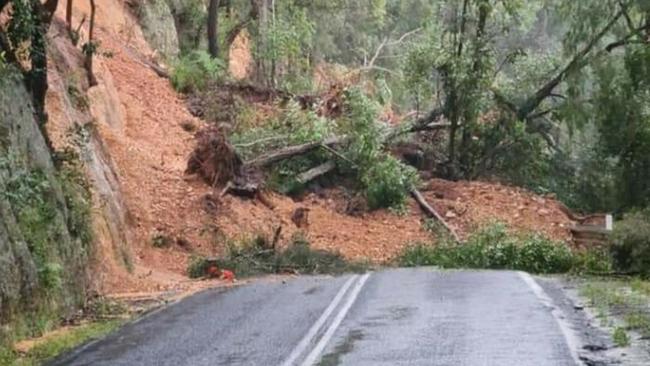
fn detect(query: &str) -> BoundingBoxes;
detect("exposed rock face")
[0,70,91,343]
[137,0,180,60]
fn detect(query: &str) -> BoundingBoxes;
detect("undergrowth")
[188,233,369,278]
[609,209,650,277]
[171,50,226,93]
[398,222,611,274]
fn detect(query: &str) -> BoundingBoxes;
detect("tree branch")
[245,136,346,167]
[411,188,460,242]
[516,8,624,119]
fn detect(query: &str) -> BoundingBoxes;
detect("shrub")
[187,256,212,279]
[171,51,226,93]
[362,156,418,210]
[398,222,576,274]
[610,210,650,277]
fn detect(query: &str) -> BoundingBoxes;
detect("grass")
[188,233,370,278]
[399,222,613,275]
[580,278,650,345]
[0,320,123,366]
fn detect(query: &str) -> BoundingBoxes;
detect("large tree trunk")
[207,0,221,58]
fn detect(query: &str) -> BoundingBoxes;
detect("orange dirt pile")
[422,179,575,242]
[214,190,430,263]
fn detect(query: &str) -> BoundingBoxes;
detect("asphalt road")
[50,269,582,366]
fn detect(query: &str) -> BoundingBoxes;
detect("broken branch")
[411,188,461,242]
[296,161,336,184]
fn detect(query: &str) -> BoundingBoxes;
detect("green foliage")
[57,161,94,253]
[340,88,383,167]
[171,51,226,93]
[399,222,580,274]
[1,161,62,290]
[589,47,650,210]
[609,210,650,277]
[232,100,334,194]
[7,0,37,54]
[252,1,315,88]
[188,233,367,278]
[572,249,613,274]
[340,88,418,209]
[167,0,207,53]
[362,156,417,210]
[612,327,630,347]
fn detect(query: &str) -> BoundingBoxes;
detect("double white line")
[280,273,371,366]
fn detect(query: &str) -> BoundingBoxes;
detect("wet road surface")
[50,268,580,366]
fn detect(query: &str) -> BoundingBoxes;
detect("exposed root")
[186,126,242,186]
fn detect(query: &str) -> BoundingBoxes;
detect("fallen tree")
[187,124,459,241]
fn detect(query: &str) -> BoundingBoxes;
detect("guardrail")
[570,214,613,248]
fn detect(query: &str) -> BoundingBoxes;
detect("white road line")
[300,273,371,366]
[518,272,582,366]
[280,275,359,366]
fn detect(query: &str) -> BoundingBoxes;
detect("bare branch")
[366,28,422,68]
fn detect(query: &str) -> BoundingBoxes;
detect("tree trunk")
[84,0,97,87]
[66,0,73,32]
[207,0,221,58]
[459,0,490,177]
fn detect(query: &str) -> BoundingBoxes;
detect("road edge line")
[280,274,359,366]
[300,273,371,366]
[518,271,583,366]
